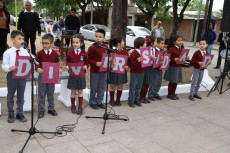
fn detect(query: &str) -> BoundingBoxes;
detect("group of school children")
[2,29,210,123]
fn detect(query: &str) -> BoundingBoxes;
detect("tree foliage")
[93,0,113,25]
[75,0,91,25]
[131,0,171,30]
[171,0,191,36]
[180,0,205,11]
[34,0,78,19]
[5,0,24,15]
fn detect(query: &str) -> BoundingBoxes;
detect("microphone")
[21,42,28,48]
[91,41,99,47]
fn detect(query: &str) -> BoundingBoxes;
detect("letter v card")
[42,62,60,83]
[68,62,84,78]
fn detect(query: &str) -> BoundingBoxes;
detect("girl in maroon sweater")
[164,35,189,100]
[108,36,129,106]
[66,34,88,115]
[140,35,157,103]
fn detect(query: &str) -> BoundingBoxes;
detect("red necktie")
[47,50,50,55]
[16,50,20,56]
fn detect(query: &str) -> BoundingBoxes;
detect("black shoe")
[116,100,121,106]
[98,103,105,109]
[8,114,15,123]
[193,95,202,99]
[140,98,148,104]
[90,104,99,110]
[38,111,44,118]
[154,95,162,100]
[71,106,77,114]
[16,114,27,122]
[128,101,135,107]
[76,107,83,115]
[110,100,116,106]
[167,95,177,100]
[174,94,179,100]
[213,67,219,69]
[145,99,150,103]
[134,100,142,107]
[48,109,58,116]
[148,97,155,101]
[189,96,195,101]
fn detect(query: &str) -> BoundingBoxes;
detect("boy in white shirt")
[2,30,30,123]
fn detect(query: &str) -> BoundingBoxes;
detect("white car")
[126,26,151,48]
[80,24,111,42]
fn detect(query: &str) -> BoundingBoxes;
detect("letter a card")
[42,62,60,83]
[140,47,151,67]
[13,56,31,78]
[68,62,84,78]
[177,49,189,64]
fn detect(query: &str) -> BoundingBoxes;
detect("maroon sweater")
[129,49,145,73]
[88,44,108,73]
[35,49,59,70]
[168,46,183,67]
[66,49,88,67]
[191,50,209,69]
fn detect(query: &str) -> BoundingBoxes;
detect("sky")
[212,0,225,11]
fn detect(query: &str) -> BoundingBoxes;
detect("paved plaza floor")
[0,43,230,153]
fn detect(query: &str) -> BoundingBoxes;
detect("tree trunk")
[146,14,153,30]
[111,0,127,44]
[202,0,209,37]
[81,8,86,25]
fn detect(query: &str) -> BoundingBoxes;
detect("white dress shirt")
[155,28,161,38]
[44,49,52,55]
[74,49,81,55]
[200,50,206,56]
[2,46,30,72]
[136,49,140,54]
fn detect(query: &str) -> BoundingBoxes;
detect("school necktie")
[16,50,20,56]
[47,50,50,55]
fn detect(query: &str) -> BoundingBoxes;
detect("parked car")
[40,18,53,32]
[126,26,151,48]
[80,24,111,42]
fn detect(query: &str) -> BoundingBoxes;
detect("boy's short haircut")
[134,37,145,49]
[11,30,24,39]
[71,8,76,12]
[42,33,54,43]
[95,29,106,37]
[200,39,208,44]
[157,37,165,44]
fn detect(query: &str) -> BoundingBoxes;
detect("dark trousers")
[38,74,55,112]
[128,73,144,102]
[65,38,72,47]
[168,82,177,96]
[216,47,224,68]
[89,72,106,105]
[148,69,162,97]
[24,32,36,55]
[0,29,8,58]
[7,72,26,114]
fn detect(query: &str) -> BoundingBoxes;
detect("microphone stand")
[11,47,61,153]
[85,44,128,134]
[207,41,230,96]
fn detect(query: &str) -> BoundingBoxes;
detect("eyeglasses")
[41,42,50,45]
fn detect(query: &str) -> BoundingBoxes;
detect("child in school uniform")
[189,40,209,101]
[66,34,88,114]
[108,36,129,106]
[2,30,29,123]
[140,36,157,103]
[164,35,189,100]
[88,29,108,110]
[128,37,146,107]
[35,33,62,118]
[148,37,165,101]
